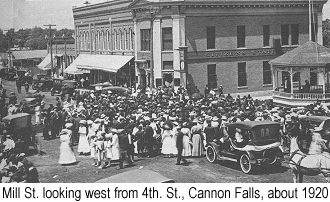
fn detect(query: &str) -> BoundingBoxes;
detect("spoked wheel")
[240,154,252,174]
[206,146,217,163]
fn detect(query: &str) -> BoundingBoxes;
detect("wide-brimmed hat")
[65,123,73,128]
[212,116,219,121]
[79,120,86,125]
[87,120,93,125]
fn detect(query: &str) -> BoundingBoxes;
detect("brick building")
[72,0,327,93]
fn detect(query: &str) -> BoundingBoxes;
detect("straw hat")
[65,123,73,128]
[79,120,86,125]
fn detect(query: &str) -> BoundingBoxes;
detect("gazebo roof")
[269,41,330,67]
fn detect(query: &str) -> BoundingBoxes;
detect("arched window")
[131,28,135,50]
[116,30,120,50]
[125,29,129,50]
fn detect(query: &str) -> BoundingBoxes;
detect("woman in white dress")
[87,120,97,166]
[181,122,192,157]
[104,131,113,168]
[111,129,120,161]
[58,127,76,165]
[161,123,177,157]
[77,120,90,155]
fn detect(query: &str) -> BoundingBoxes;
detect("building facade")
[73,0,327,93]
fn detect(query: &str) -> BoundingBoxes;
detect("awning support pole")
[290,67,294,98]
[129,62,132,88]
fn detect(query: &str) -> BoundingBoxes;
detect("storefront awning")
[37,53,62,71]
[64,58,90,75]
[76,54,134,73]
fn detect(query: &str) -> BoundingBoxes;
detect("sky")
[0,0,329,30]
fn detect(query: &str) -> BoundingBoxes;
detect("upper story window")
[281,24,289,46]
[291,24,299,45]
[237,25,245,48]
[162,27,173,51]
[206,26,215,49]
[141,29,151,51]
[263,25,270,47]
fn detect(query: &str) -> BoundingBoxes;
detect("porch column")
[322,68,326,95]
[290,67,294,98]
[271,64,276,90]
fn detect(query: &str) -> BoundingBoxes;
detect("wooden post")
[290,67,294,98]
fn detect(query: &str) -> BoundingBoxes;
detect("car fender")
[244,151,257,164]
[206,141,222,157]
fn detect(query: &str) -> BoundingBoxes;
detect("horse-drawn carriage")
[206,121,284,174]
[288,116,330,183]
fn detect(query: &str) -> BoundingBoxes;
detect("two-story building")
[72,0,327,93]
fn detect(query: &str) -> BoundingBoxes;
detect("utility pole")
[44,24,56,77]
[4,29,12,69]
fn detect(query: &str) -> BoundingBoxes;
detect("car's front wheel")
[206,145,217,163]
[240,154,253,174]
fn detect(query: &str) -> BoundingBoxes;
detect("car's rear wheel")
[206,145,217,163]
[240,154,252,174]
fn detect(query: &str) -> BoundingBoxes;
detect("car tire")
[240,154,253,174]
[51,88,54,96]
[206,145,217,163]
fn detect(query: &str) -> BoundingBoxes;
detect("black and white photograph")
[0,0,330,184]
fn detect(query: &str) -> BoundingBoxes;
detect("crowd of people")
[2,77,330,181]
[0,134,39,183]
[30,84,330,170]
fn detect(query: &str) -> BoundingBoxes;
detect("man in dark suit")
[176,124,188,165]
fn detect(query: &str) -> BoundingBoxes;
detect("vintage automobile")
[51,78,77,96]
[32,74,53,91]
[101,86,129,94]
[299,116,330,142]
[0,67,16,80]
[2,113,38,153]
[21,97,39,114]
[205,121,284,174]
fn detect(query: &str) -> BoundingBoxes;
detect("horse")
[289,135,330,183]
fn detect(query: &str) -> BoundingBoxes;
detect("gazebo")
[270,41,330,106]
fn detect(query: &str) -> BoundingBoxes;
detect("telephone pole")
[4,29,13,69]
[44,24,56,77]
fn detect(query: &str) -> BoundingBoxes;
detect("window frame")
[263,25,270,47]
[281,24,290,46]
[237,25,246,48]
[162,27,173,51]
[207,64,217,89]
[263,61,272,85]
[291,24,299,45]
[206,26,216,50]
[238,62,247,87]
[140,29,151,51]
